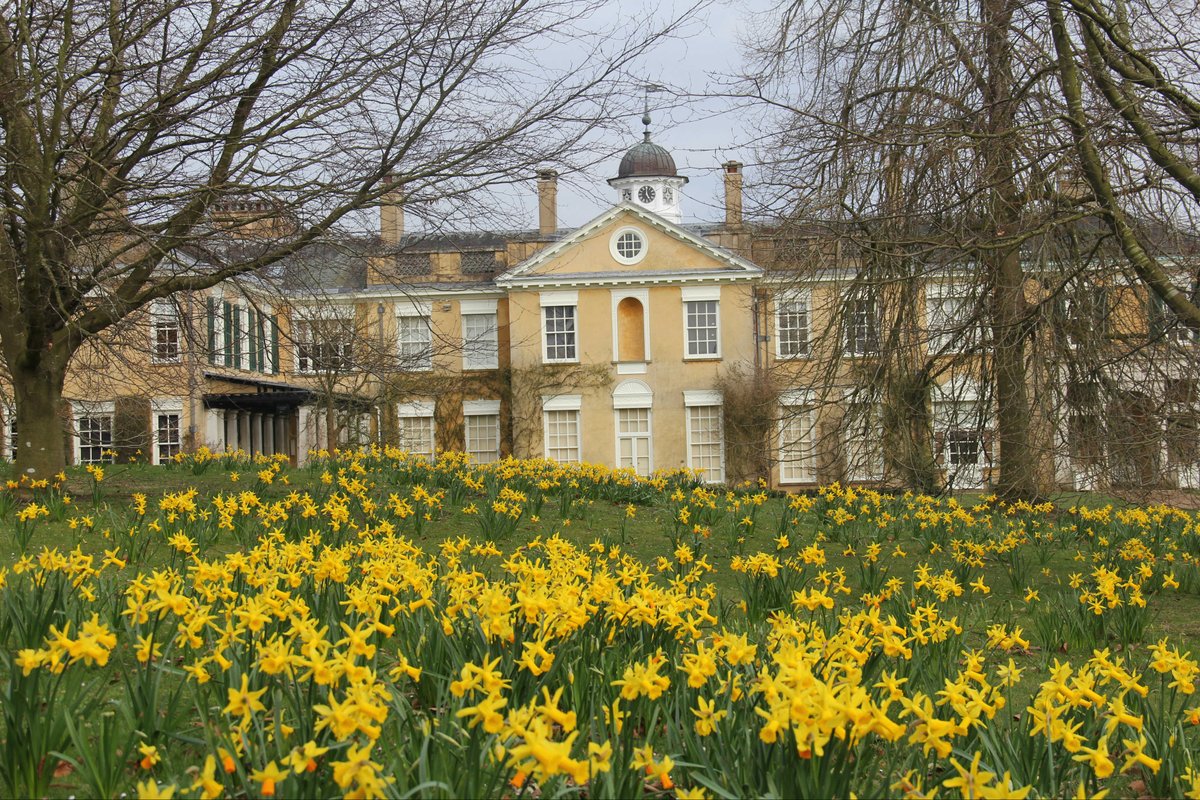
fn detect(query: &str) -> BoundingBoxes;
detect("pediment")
[497,204,760,285]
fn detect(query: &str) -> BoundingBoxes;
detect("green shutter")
[258,314,268,373]
[248,309,258,371]
[206,297,217,365]
[1149,293,1166,339]
[270,317,280,373]
[232,306,242,369]
[223,302,233,367]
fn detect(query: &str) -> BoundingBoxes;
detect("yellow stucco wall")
[505,279,757,471]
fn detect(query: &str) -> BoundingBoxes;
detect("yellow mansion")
[25,126,1200,492]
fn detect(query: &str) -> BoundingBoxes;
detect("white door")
[616,408,652,476]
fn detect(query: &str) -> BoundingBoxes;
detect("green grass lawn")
[3,453,1200,798]
[5,458,1199,654]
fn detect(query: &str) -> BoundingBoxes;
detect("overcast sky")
[554,0,770,227]
[456,0,778,234]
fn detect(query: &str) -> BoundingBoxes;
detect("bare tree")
[1049,0,1200,328]
[738,0,1127,499]
[0,0,683,475]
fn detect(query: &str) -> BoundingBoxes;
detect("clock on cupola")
[607,112,687,224]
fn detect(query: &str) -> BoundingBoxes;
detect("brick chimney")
[537,169,558,237]
[380,174,404,245]
[723,161,744,227]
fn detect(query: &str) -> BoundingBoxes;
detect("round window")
[610,228,647,264]
[638,185,656,203]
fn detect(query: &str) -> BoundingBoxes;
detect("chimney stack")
[380,174,404,245]
[537,169,558,237]
[723,161,743,227]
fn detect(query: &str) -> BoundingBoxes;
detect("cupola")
[607,112,687,223]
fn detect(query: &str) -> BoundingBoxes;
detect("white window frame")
[1164,379,1200,488]
[682,286,722,360]
[150,300,182,364]
[843,400,884,482]
[294,306,355,374]
[540,291,579,364]
[151,398,184,465]
[613,380,654,476]
[684,390,724,483]
[396,303,433,372]
[74,401,115,465]
[464,399,501,463]
[397,400,436,457]
[844,296,880,357]
[462,299,499,371]
[926,282,975,355]
[778,390,815,484]
[615,407,653,476]
[609,226,648,266]
[1147,289,1197,346]
[933,392,987,489]
[775,290,811,360]
[542,394,581,464]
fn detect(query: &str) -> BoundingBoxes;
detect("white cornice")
[500,271,759,291]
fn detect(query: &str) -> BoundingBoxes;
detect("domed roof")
[617,137,678,179]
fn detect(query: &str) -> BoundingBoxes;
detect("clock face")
[621,189,632,201]
[638,185,655,203]
[663,187,674,203]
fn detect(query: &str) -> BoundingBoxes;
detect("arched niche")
[617,296,646,362]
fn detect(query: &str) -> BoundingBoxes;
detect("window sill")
[683,356,722,363]
[615,361,648,375]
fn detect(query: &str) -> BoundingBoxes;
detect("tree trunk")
[884,372,940,494]
[12,360,70,477]
[325,402,338,452]
[991,252,1038,499]
[982,0,1040,500]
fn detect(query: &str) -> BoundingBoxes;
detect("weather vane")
[643,83,666,141]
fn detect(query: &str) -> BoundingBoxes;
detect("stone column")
[264,414,276,455]
[224,411,237,453]
[275,415,288,460]
[237,412,250,454]
[250,413,263,456]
